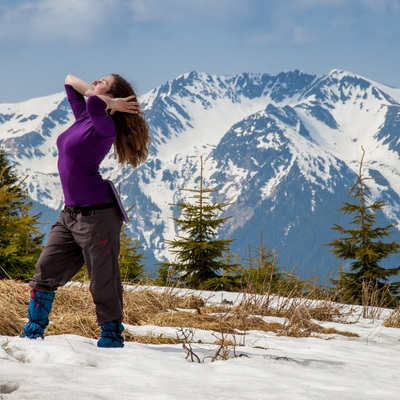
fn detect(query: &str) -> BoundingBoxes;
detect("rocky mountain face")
[1,69,400,281]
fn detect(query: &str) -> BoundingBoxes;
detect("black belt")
[63,201,116,215]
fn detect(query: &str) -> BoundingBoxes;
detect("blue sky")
[0,0,399,103]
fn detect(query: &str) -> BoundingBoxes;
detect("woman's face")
[85,75,115,97]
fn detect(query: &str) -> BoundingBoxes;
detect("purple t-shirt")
[57,85,116,207]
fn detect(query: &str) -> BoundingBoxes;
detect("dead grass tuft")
[123,331,181,345]
[383,307,400,328]
[320,327,358,337]
[123,288,193,325]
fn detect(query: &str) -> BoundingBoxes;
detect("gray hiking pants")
[30,205,123,324]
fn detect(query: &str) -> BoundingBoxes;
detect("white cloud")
[247,24,316,46]
[291,0,400,13]
[0,0,254,43]
[246,0,400,48]
[0,0,116,43]
[361,0,400,12]
[1,0,397,47]
[128,0,252,24]
[289,0,348,9]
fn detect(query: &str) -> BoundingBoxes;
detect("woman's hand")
[107,96,141,115]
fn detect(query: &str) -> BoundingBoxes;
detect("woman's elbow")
[65,74,75,85]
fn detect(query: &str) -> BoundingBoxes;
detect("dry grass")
[0,280,27,336]
[0,280,361,344]
[46,284,98,337]
[383,307,400,328]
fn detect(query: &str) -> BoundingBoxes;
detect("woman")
[21,74,150,348]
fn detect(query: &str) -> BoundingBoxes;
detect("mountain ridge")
[1,69,400,280]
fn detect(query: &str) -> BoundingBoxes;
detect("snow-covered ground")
[0,289,399,400]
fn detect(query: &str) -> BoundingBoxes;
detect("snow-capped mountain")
[1,69,400,281]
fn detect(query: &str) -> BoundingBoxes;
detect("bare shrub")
[361,282,395,320]
[177,328,202,363]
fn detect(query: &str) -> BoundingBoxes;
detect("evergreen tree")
[235,233,303,296]
[199,248,241,291]
[119,226,145,282]
[327,148,400,307]
[0,149,44,280]
[160,157,235,289]
[240,234,282,293]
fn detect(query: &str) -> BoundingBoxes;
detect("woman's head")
[85,74,136,99]
[85,75,115,97]
[107,74,151,169]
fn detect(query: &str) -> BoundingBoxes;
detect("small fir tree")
[161,157,235,289]
[327,148,400,307]
[235,233,303,296]
[119,226,145,282]
[117,191,145,282]
[0,149,44,280]
[201,248,241,291]
[240,234,282,294]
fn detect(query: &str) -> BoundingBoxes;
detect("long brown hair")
[107,74,150,168]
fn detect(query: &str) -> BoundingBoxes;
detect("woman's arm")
[65,74,91,96]
[97,95,141,115]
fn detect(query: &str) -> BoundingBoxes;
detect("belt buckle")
[64,205,78,214]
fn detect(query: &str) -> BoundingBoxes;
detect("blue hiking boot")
[21,289,55,339]
[97,320,124,348]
